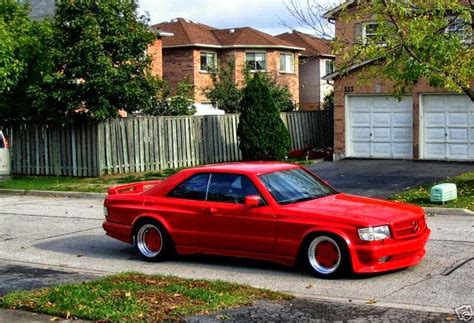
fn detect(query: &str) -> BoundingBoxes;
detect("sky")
[137,0,338,36]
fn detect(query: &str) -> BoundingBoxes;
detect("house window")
[245,52,266,71]
[325,60,334,75]
[279,53,294,73]
[362,22,379,44]
[446,17,472,43]
[200,52,216,72]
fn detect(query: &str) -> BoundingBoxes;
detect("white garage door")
[347,96,413,159]
[421,94,474,161]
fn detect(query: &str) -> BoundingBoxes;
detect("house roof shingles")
[151,18,304,50]
[276,30,333,57]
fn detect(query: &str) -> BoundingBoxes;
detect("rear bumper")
[103,221,133,244]
[350,228,430,273]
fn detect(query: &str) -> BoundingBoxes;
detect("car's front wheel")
[305,234,349,278]
[134,220,170,261]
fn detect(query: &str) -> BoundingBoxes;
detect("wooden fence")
[2,110,333,177]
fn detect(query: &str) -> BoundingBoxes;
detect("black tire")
[304,234,349,278]
[134,219,172,262]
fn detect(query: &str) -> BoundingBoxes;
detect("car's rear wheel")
[134,220,170,261]
[305,234,348,278]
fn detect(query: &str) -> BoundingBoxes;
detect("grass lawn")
[388,171,474,211]
[0,168,180,193]
[0,273,291,321]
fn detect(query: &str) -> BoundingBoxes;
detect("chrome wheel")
[136,223,163,258]
[307,236,342,275]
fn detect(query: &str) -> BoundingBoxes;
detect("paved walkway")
[310,159,473,198]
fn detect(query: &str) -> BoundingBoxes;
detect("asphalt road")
[310,159,474,198]
[0,194,473,318]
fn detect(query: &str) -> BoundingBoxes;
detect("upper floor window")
[362,22,379,44]
[446,17,472,44]
[325,59,334,75]
[279,53,295,73]
[200,52,217,72]
[245,52,266,72]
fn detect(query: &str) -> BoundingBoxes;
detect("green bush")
[321,90,334,110]
[204,59,242,113]
[204,60,296,113]
[145,78,196,116]
[237,73,291,161]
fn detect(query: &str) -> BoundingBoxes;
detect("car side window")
[207,173,261,204]
[167,173,210,201]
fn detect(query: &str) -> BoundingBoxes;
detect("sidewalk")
[0,308,90,322]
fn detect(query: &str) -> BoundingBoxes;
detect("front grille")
[392,215,426,239]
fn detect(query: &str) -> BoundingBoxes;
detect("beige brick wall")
[162,48,195,94]
[148,39,163,78]
[160,47,300,104]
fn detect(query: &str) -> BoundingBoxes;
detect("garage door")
[421,94,474,161]
[347,96,413,159]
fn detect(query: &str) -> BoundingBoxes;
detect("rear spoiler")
[107,180,163,195]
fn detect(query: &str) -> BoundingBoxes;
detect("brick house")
[150,18,304,104]
[323,1,474,161]
[276,31,334,111]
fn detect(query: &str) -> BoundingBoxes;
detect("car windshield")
[259,168,335,205]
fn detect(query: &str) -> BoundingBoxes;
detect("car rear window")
[167,173,210,201]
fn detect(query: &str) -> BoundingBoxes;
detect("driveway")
[0,194,472,317]
[310,159,473,198]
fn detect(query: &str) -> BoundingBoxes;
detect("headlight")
[358,225,391,241]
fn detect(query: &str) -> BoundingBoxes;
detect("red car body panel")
[103,162,430,274]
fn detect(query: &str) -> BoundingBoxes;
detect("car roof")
[187,162,301,175]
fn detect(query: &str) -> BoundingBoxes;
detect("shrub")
[204,59,242,113]
[145,78,196,116]
[321,90,334,110]
[237,73,291,161]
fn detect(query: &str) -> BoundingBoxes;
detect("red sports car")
[103,162,430,278]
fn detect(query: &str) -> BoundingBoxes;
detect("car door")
[144,173,210,247]
[198,173,276,254]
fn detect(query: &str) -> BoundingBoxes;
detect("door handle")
[204,207,218,215]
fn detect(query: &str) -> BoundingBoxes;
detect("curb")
[0,308,90,322]
[423,207,474,216]
[0,189,105,200]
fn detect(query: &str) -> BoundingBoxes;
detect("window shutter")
[354,23,362,44]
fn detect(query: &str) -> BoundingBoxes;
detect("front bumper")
[350,228,430,273]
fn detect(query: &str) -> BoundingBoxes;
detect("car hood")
[281,193,423,225]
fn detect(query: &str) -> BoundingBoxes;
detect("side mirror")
[244,195,261,207]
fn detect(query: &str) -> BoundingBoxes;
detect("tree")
[237,73,291,160]
[45,0,159,123]
[285,0,474,100]
[0,2,56,124]
[145,79,196,116]
[0,1,31,95]
[204,59,242,113]
[205,58,296,113]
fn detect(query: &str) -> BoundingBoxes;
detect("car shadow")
[33,234,406,280]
